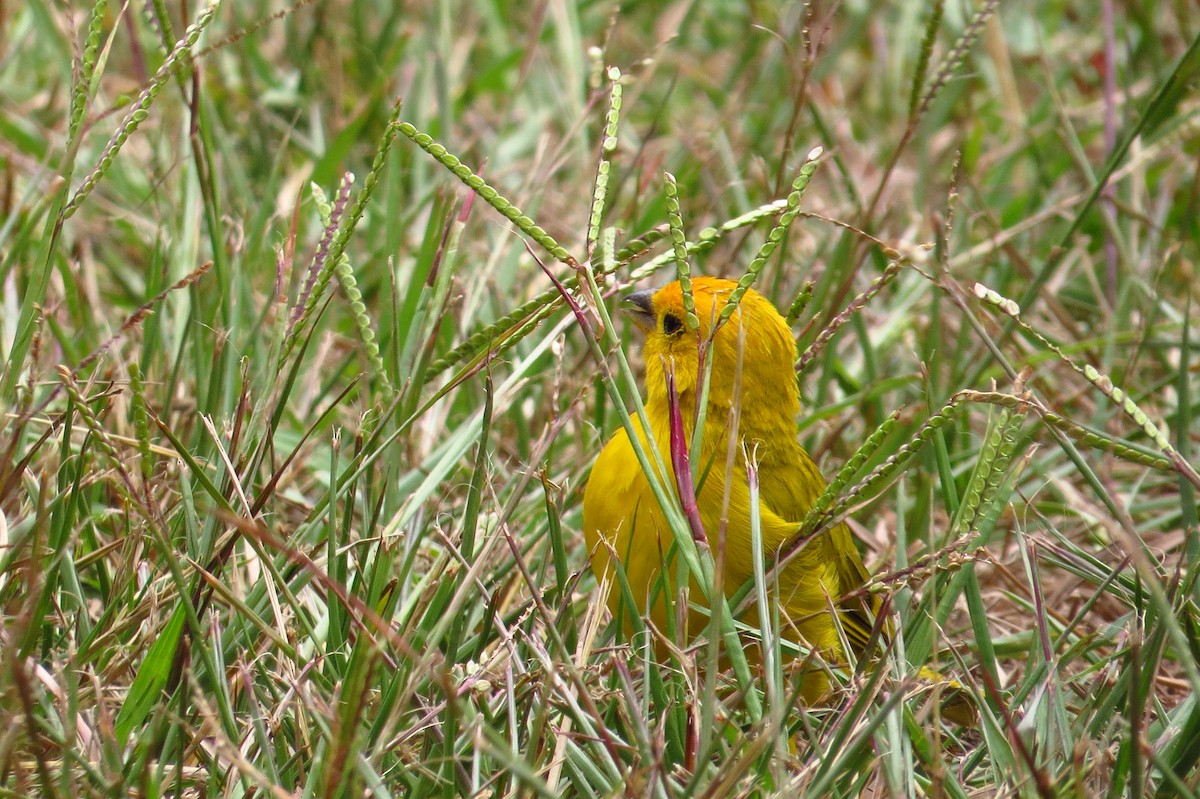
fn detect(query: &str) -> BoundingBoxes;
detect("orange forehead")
[653,276,738,317]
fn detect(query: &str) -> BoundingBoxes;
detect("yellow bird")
[582,276,875,691]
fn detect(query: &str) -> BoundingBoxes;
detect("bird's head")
[624,276,800,421]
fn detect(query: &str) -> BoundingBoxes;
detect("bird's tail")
[838,590,978,726]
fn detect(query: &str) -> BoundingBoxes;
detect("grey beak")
[622,288,656,328]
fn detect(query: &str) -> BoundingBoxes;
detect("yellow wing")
[720,437,877,655]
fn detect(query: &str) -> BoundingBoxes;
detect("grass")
[2,1,1199,796]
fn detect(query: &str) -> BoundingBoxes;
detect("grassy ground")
[2,1,1199,796]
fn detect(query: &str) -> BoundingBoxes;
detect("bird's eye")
[661,312,683,335]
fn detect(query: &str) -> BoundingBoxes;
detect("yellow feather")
[582,277,875,695]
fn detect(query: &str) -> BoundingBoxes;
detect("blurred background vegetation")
[2,1,1198,796]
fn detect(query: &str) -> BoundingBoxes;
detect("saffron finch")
[582,277,875,689]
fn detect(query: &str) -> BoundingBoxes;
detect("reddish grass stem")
[665,364,708,548]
